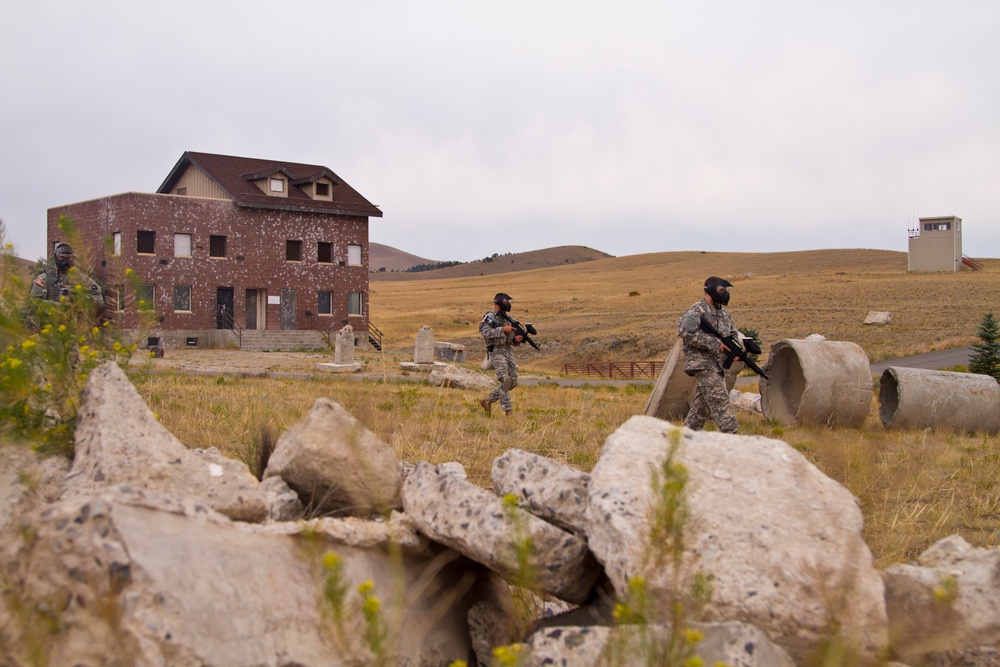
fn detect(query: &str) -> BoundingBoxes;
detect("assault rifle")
[499,311,540,351]
[698,318,768,380]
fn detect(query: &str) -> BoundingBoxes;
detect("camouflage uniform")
[678,298,739,434]
[31,266,104,308]
[480,310,519,412]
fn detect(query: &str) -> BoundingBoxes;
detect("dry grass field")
[129,248,1000,571]
[369,248,997,373]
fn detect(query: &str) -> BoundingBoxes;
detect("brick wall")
[47,193,371,335]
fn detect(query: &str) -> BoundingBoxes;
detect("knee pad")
[501,376,512,391]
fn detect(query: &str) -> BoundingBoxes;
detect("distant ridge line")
[370,244,613,281]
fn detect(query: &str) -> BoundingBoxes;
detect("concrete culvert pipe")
[761,339,872,428]
[878,367,1000,433]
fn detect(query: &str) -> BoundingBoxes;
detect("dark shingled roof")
[157,151,382,218]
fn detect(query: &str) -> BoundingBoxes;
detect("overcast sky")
[3,1,998,263]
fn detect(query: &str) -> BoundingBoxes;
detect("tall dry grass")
[137,368,1000,569]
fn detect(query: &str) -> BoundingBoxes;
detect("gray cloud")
[2,1,998,262]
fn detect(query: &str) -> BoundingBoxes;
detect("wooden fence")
[560,361,664,379]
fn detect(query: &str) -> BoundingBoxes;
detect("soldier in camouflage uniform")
[479,292,523,417]
[678,276,740,434]
[30,242,104,311]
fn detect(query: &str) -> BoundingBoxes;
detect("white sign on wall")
[267,296,281,305]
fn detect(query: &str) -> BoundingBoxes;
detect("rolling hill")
[369,243,443,273]
[370,245,613,281]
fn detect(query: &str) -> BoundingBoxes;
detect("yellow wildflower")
[362,595,380,615]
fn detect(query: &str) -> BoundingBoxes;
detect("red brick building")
[46,151,382,349]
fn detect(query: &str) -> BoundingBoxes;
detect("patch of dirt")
[128,349,347,376]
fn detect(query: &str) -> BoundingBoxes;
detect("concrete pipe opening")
[878,367,1000,433]
[761,339,872,428]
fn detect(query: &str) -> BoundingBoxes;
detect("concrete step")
[238,330,329,351]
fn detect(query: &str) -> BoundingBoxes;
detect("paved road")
[869,346,971,376]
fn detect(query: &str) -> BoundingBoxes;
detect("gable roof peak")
[156,151,381,218]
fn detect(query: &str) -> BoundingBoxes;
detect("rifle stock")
[698,318,768,380]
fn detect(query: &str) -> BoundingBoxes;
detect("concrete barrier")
[878,367,1000,433]
[761,339,872,428]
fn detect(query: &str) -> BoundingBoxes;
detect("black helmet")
[703,276,732,307]
[494,293,513,312]
[54,242,75,269]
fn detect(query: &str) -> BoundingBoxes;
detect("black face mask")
[705,283,730,307]
[55,253,74,270]
[495,293,513,312]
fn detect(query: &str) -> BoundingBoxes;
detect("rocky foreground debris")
[1,362,998,666]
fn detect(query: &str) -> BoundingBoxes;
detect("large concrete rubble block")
[434,341,466,363]
[0,488,495,667]
[525,621,796,667]
[429,364,495,390]
[584,416,888,665]
[864,311,893,325]
[644,340,694,421]
[883,535,1000,663]
[0,443,69,534]
[644,339,744,423]
[491,448,591,536]
[264,398,402,517]
[65,362,268,522]
[402,462,603,604]
[414,325,435,363]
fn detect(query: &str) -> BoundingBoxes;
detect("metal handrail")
[218,307,243,348]
[368,321,383,351]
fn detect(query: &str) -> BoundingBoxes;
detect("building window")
[347,244,362,266]
[315,182,330,197]
[348,291,362,315]
[286,240,302,261]
[318,242,332,264]
[210,235,227,258]
[137,284,154,311]
[176,187,187,195]
[318,290,332,315]
[137,230,155,254]
[270,178,284,192]
[173,285,192,312]
[112,232,122,256]
[174,233,192,257]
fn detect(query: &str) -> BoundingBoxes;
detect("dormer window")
[315,182,329,197]
[269,178,284,192]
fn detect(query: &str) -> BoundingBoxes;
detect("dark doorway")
[280,289,296,330]
[216,287,234,329]
[246,289,258,330]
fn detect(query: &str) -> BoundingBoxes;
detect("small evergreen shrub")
[968,313,1000,382]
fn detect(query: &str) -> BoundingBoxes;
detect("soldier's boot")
[504,409,513,417]
[480,398,492,415]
